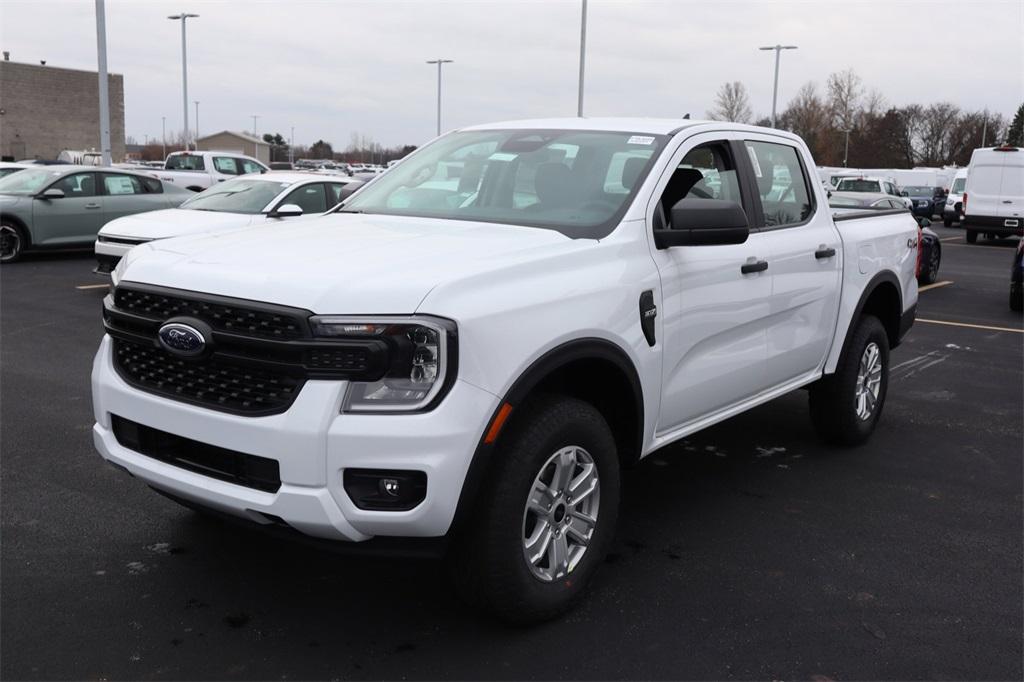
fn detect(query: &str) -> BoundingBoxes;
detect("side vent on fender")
[639,290,657,347]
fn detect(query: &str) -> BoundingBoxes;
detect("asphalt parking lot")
[2,225,1021,681]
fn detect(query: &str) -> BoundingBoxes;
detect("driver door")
[32,172,104,246]
[647,133,775,434]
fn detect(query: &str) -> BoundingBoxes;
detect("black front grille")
[112,415,281,493]
[114,339,304,415]
[114,287,306,340]
[104,284,390,416]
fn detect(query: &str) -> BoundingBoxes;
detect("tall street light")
[426,59,453,137]
[289,126,295,165]
[842,128,853,167]
[251,114,260,136]
[194,100,200,142]
[577,0,588,117]
[161,116,166,159]
[758,44,797,129]
[94,0,112,166]
[168,13,199,150]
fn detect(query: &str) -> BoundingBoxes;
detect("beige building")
[196,131,271,164]
[0,60,125,162]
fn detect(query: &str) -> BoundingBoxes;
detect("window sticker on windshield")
[746,144,763,178]
[488,152,517,162]
[627,135,655,145]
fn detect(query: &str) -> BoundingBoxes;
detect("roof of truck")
[459,117,792,137]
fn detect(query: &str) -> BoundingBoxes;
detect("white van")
[943,168,968,226]
[963,146,1023,243]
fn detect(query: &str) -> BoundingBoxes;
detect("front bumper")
[963,215,1024,237]
[91,335,500,543]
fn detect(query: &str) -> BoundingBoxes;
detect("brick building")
[0,60,125,162]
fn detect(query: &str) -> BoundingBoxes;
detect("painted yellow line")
[75,284,110,290]
[918,280,953,292]
[917,318,1024,334]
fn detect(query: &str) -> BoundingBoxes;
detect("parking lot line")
[918,280,953,292]
[75,284,110,290]
[940,236,963,242]
[942,241,1016,250]
[917,317,1024,334]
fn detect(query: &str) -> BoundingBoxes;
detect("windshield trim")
[337,128,670,240]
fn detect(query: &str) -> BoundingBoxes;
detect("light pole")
[168,13,199,150]
[842,128,852,167]
[289,126,295,165]
[161,116,166,159]
[251,114,260,136]
[426,59,453,137]
[577,0,587,117]
[981,109,988,147]
[758,44,797,129]
[194,100,200,143]
[94,0,112,166]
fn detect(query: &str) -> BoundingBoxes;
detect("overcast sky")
[2,0,1022,148]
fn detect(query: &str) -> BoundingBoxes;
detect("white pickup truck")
[155,151,269,192]
[93,118,918,623]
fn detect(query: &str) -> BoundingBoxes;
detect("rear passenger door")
[100,172,157,224]
[744,136,842,387]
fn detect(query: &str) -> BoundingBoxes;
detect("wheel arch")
[447,338,644,538]
[0,213,32,252]
[844,271,904,358]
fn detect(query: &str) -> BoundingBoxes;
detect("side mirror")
[900,190,909,197]
[269,203,303,218]
[39,188,65,199]
[654,198,749,249]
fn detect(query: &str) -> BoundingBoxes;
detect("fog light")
[343,469,427,511]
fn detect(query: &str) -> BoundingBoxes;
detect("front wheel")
[809,315,890,446]
[0,222,26,263]
[449,395,620,623]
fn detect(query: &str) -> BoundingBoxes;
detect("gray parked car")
[0,166,192,263]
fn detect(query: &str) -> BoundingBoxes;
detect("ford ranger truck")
[93,119,918,623]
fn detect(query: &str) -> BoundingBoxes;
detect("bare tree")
[707,81,753,123]
[779,82,830,161]
[827,68,863,131]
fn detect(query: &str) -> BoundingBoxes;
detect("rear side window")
[102,173,143,195]
[745,141,813,227]
[240,159,265,175]
[140,176,163,194]
[213,157,241,175]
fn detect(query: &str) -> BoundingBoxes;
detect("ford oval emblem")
[158,322,206,356]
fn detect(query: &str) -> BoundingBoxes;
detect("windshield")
[0,168,26,180]
[952,177,966,193]
[165,154,206,171]
[902,186,932,194]
[836,179,880,192]
[339,129,667,238]
[0,167,66,195]
[179,177,291,214]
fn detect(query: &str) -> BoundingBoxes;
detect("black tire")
[808,315,890,446]
[0,221,27,263]
[965,229,978,244]
[943,216,953,227]
[1011,283,1023,313]
[918,244,940,285]
[449,395,620,624]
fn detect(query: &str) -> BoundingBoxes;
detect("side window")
[102,173,143,195]
[213,157,240,175]
[51,172,96,197]
[327,183,345,205]
[140,176,163,194]
[745,140,813,227]
[282,183,327,214]
[240,159,265,175]
[657,141,743,229]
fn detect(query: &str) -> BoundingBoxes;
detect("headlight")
[309,315,456,412]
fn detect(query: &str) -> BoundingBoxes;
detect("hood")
[99,208,258,240]
[119,213,584,314]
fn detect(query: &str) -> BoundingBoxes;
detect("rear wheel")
[918,244,940,285]
[809,315,889,446]
[449,395,620,624]
[965,229,978,244]
[0,222,26,263]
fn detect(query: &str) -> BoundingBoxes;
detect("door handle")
[741,259,768,274]
[84,203,101,209]
[815,247,836,259]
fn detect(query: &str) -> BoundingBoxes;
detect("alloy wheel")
[854,342,882,421]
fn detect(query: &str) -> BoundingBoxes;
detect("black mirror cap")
[655,198,750,249]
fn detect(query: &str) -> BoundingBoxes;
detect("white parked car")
[962,146,1023,243]
[155,151,269,192]
[94,171,357,273]
[93,118,918,622]
[943,168,968,226]
[835,176,913,209]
